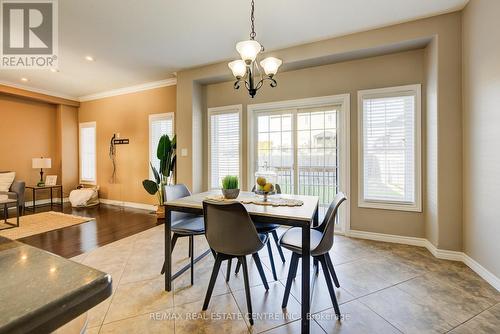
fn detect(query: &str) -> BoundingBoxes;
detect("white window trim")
[247,94,350,233]
[207,105,243,190]
[357,84,422,212]
[148,112,175,180]
[79,121,97,185]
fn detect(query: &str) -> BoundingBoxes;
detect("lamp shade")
[236,40,261,63]
[260,57,282,76]
[228,60,247,78]
[32,158,51,169]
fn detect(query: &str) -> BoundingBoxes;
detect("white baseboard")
[346,229,500,291]
[99,198,156,212]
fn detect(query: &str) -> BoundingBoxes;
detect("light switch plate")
[181,148,188,157]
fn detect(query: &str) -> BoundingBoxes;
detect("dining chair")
[202,200,269,325]
[160,184,205,285]
[235,183,285,281]
[279,192,346,318]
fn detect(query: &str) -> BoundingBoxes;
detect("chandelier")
[228,0,283,98]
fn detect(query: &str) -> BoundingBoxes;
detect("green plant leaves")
[142,179,159,195]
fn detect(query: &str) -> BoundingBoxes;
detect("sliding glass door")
[252,99,347,222]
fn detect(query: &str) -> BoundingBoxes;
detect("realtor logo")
[0,0,58,69]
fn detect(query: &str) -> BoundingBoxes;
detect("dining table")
[163,190,319,334]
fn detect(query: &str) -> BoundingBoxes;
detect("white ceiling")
[0,0,468,99]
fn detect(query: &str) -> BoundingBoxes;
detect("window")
[149,113,174,178]
[79,122,96,184]
[208,105,242,189]
[358,85,421,211]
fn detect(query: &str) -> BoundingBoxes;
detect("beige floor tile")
[281,271,355,314]
[397,274,495,323]
[85,326,100,334]
[261,319,326,334]
[174,292,249,333]
[223,256,276,292]
[359,286,460,333]
[87,297,112,328]
[314,300,401,334]
[173,254,230,307]
[104,276,174,324]
[449,303,500,334]
[119,251,165,285]
[232,281,302,333]
[99,308,175,334]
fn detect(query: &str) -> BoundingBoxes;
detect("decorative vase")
[156,205,165,219]
[222,188,240,199]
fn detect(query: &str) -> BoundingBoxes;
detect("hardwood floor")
[16,203,159,258]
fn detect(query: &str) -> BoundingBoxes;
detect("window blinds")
[150,115,174,176]
[362,94,415,204]
[210,111,240,189]
[80,123,96,182]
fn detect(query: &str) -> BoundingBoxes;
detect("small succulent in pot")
[221,175,240,199]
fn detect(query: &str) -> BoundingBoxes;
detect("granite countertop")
[0,236,112,334]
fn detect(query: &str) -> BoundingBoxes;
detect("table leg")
[50,188,53,207]
[3,204,6,223]
[164,207,172,291]
[301,224,311,334]
[32,188,36,212]
[313,208,319,275]
[60,186,64,209]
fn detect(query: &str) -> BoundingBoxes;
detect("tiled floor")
[71,225,500,333]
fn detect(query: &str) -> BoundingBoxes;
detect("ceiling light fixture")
[50,68,59,73]
[20,77,28,82]
[85,56,94,62]
[228,0,282,98]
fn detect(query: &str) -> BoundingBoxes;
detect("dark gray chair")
[160,184,205,285]
[236,183,285,281]
[0,172,25,216]
[202,200,269,325]
[280,192,346,318]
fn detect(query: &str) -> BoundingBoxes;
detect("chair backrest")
[164,184,193,222]
[202,200,265,256]
[313,192,347,256]
[251,184,282,194]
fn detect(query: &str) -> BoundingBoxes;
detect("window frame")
[148,112,175,180]
[357,84,422,212]
[79,121,97,185]
[207,105,243,190]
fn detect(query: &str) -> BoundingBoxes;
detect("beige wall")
[462,0,500,277]
[0,94,61,199]
[57,105,80,194]
[78,86,176,205]
[177,12,463,248]
[206,50,426,237]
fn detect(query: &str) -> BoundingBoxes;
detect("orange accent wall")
[78,85,176,205]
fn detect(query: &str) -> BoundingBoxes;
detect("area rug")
[0,211,93,239]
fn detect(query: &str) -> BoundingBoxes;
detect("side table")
[25,185,63,213]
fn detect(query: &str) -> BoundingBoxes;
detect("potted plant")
[142,134,176,217]
[221,175,240,199]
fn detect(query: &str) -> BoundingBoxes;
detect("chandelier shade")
[228,60,247,78]
[236,40,262,64]
[260,57,282,76]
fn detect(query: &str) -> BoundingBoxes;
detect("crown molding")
[0,80,79,101]
[79,78,177,102]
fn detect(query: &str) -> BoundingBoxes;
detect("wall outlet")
[181,148,188,157]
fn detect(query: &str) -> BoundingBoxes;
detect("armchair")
[0,173,25,216]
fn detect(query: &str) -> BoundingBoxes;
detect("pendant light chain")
[250,0,256,40]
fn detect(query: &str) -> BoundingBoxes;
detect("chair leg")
[318,255,341,318]
[266,238,278,281]
[252,253,269,290]
[189,235,194,285]
[161,234,179,275]
[202,254,223,311]
[235,259,241,274]
[282,253,299,308]
[240,256,254,326]
[325,253,340,288]
[272,230,286,263]
[226,258,232,282]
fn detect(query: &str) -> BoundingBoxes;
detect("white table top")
[165,190,319,222]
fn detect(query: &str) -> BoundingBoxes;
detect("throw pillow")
[0,172,16,192]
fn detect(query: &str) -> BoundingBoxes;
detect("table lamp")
[32,157,51,187]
